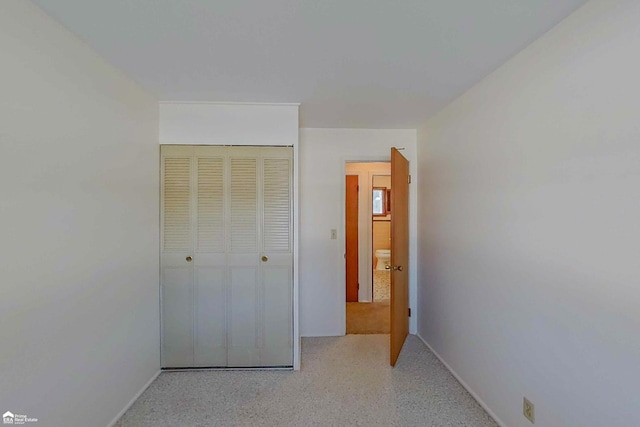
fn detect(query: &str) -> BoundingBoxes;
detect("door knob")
[261,256,268,262]
[186,256,193,262]
[392,265,403,271]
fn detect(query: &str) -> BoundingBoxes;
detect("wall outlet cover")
[523,397,535,423]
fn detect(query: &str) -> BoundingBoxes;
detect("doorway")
[343,149,410,367]
[372,175,391,302]
[344,162,391,334]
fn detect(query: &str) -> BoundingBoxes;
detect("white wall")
[300,128,417,336]
[0,2,159,426]
[159,102,299,146]
[417,1,640,426]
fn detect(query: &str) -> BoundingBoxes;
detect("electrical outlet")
[523,397,535,423]
[330,229,337,240]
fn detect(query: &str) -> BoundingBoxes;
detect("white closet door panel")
[227,265,260,367]
[259,147,293,366]
[261,263,293,365]
[162,259,194,367]
[194,259,227,366]
[193,148,229,366]
[161,146,194,368]
[227,148,262,366]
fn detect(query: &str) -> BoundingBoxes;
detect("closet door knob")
[261,256,268,262]
[186,256,193,262]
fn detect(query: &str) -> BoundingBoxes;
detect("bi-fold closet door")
[161,145,293,368]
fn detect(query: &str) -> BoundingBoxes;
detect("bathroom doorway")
[344,162,391,334]
[372,175,391,302]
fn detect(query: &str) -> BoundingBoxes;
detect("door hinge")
[357,283,360,290]
[408,175,412,184]
[357,185,359,191]
[408,308,412,317]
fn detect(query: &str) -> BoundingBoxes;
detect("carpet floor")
[115,335,498,427]
[346,301,390,334]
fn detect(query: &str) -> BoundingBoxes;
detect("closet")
[161,145,293,368]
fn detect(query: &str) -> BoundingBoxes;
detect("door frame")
[345,175,359,302]
[160,142,300,370]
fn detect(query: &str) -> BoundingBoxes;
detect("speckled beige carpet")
[346,301,390,334]
[115,335,499,427]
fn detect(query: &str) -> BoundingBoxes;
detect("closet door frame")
[159,143,300,370]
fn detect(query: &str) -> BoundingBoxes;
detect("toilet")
[375,249,391,271]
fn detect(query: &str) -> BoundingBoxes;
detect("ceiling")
[33,0,588,128]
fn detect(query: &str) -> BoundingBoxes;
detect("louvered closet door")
[161,145,293,368]
[260,148,293,366]
[193,146,228,366]
[226,147,293,367]
[161,146,195,367]
[226,147,261,366]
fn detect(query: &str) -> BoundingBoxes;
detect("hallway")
[346,302,390,334]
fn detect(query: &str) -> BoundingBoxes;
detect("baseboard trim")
[416,334,507,427]
[162,366,292,372]
[107,370,161,427]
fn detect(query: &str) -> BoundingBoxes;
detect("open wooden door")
[345,175,359,302]
[390,148,409,366]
